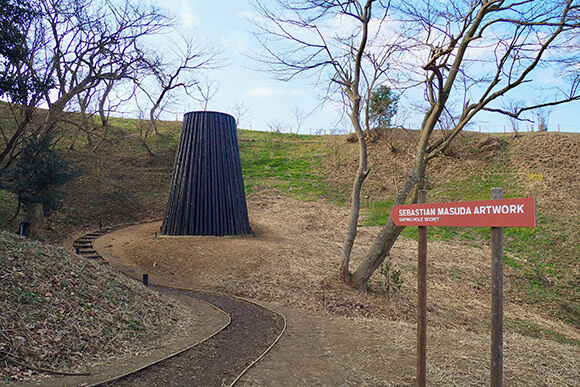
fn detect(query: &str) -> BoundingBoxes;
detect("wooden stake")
[491,188,504,387]
[417,190,428,387]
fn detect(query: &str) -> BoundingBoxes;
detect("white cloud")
[536,67,561,85]
[181,12,200,28]
[239,10,261,23]
[220,30,251,56]
[291,89,309,98]
[246,87,275,97]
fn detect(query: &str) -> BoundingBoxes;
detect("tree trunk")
[350,162,424,291]
[24,202,44,239]
[99,80,114,129]
[150,94,165,136]
[350,218,402,290]
[150,105,159,136]
[0,107,33,170]
[340,118,368,284]
[339,1,373,285]
[348,116,433,291]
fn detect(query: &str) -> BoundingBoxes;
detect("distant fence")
[465,124,574,134]
[241,124,578,135]
[239,121,578,135]
[112,110,578,135]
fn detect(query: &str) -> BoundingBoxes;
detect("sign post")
[417,190,428,387]
[490,188,504,387]
[390,190,536,387]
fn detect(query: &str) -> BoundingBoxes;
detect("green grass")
[0,190,18,230]
[388,224,579,325]
[238,130,334,201]
[506,317,580,346]
[20,291,42,303]
[357,151,579,327]
[359,200,394,226]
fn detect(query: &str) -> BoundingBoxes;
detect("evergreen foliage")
[0,0,31,62]
[0,0,49,105]
[0,134,76,212]
[368,85,398,129]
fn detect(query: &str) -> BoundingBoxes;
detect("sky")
[159,0,338,134]
[158,0,580,134]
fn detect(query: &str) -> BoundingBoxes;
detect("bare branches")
[483,96,580,118]
[400,0,580,159]
[251,1,398,284]
[137,32,224,134]
[251,0,392,86]
[0,0,181,175]
[249,0,580,291]
[37,0,171,111]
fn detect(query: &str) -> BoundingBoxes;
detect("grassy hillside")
[0,114,578,342]
[350,130,580,329]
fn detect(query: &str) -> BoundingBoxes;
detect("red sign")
[391,197,536,227]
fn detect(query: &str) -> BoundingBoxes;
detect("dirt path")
[100,287,284,387]
[89,191,579,386]
[48,227,286,387]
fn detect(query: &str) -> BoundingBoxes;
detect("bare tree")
[92,78,138,151]
[229,100,252,129]
[351,0,580,290]
[72,90,97,149]
[140,33,223,135]
[502,99,526,136]
[135,108,156,157]
[252,0,400,287]
[266,119,287,133]
[38,0,169,137]
[0,0,172,162]
[254,0,580,291]
[0,0,172,234]
[534,106,553,132]
[290,105,314,134]
[195,77,221,111]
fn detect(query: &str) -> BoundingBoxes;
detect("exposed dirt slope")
[93,191,580,386]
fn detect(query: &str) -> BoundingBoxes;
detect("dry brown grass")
[2,128,579,385]
[0,232,203,383]
[93,189,580,386]
[238,305,580,386]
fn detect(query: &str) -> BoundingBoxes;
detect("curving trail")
[73,227,286,387]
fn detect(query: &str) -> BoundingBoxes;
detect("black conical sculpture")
[161,111,251,236]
